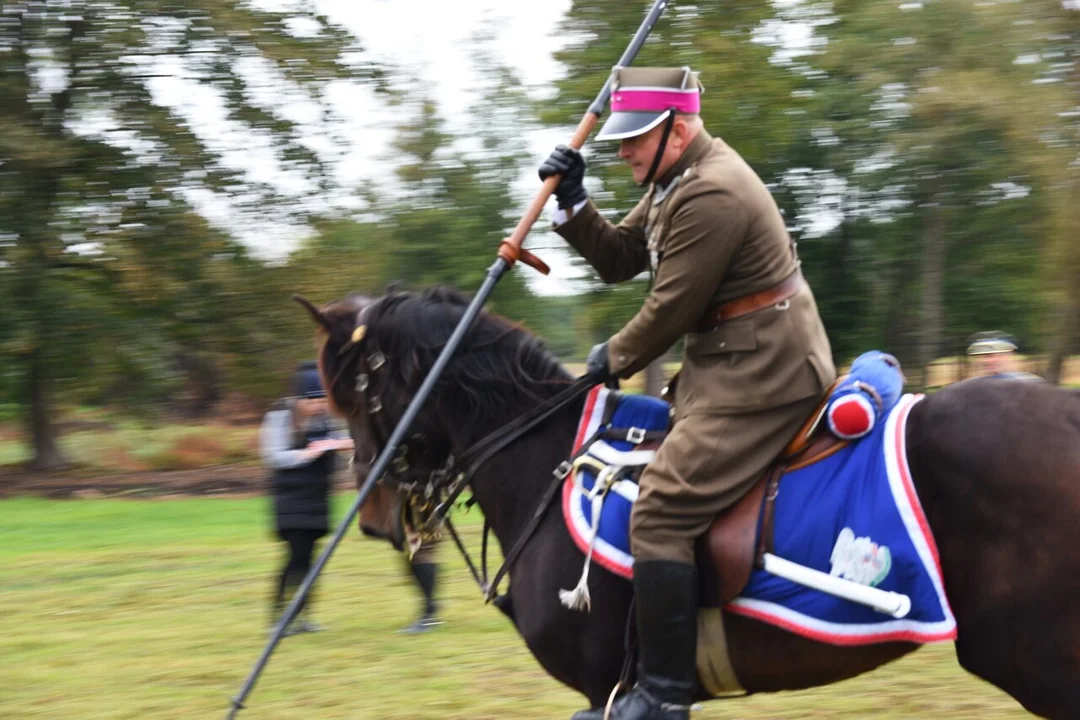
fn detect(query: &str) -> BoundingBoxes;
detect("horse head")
[294,290,452,551]
[295,285,575,546]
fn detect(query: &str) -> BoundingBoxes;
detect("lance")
[224,1,671,716]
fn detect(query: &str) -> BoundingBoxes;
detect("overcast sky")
[315,0,585,295]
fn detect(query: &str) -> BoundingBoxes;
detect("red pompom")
[828,394,874,439]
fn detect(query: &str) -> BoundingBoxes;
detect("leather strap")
[697,269,805,332]
[755,464,785,566]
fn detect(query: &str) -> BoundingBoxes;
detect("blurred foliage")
[548,0,1080,374]
[2,1,1080,468]
[0,0,378,467]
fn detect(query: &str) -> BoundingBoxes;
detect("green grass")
[1,497,1030,719]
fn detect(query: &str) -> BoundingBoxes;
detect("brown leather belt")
[696,269,805,332]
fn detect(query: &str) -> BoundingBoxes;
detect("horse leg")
[508,520,633,711]
[492,591,515,622]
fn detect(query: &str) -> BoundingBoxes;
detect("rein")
[425,375,596,529]
[338,313,599,603]
[425,375,597,602]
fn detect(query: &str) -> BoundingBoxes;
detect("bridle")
[327,303,596,603]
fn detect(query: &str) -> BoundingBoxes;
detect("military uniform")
[543,66,835,720]
[556,128,834,564]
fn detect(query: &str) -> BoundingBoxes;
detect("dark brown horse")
[300,286,1080,719]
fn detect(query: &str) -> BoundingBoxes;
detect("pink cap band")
[610,88,700,114]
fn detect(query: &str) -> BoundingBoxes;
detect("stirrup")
[603,682,699,719]
[603,680,628,720]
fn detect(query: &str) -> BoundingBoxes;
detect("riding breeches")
[630,395,820,564]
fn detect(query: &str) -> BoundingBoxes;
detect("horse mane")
[361,286,572,430]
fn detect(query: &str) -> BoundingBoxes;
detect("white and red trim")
[563,384,635,579]
[572,385,608,452]
[725,394,957,646]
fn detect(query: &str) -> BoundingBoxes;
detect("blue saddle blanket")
[561,388,957,646]
[562,386,669,580]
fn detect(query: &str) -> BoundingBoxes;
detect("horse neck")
[462,395,585,553]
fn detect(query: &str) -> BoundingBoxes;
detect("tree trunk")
[644,355,667,398]
[917,195,946,388]
[26,348,67,471]
[1045,270,1080,385]
[1045,182,1080,386]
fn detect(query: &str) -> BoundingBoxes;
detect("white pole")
[762,553,912,619]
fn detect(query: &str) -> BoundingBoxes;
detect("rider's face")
[617,115,694,184]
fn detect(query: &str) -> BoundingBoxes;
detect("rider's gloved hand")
[538,145,588,209]
[586,342,611,383]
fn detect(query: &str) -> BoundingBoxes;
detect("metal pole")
[226,260,508,719]
[225,1,672,715]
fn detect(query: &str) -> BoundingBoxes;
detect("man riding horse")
[540,66,836,720]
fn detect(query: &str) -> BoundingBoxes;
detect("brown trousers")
[630,395,820,564]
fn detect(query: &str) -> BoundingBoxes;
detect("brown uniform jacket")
[556,130,835,417]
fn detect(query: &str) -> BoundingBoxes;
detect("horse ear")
[293,295,332,332]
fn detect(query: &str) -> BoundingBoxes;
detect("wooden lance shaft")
[498,0,670,275]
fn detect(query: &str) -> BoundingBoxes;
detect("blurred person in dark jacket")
[967,332,1043,381]
[260,361,353,635]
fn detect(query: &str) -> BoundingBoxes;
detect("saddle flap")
[695,473,767,607]
[697,390,848,608]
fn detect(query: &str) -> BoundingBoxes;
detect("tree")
[546,0,1071,379]
[810,0,1066,375]
[0,1,379,468]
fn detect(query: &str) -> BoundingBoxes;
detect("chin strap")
[640,109,677,187]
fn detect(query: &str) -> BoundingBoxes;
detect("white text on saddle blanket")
[829,527,893,587]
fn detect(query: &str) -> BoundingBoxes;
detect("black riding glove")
[586,342,611,382]
[538,145,588,210]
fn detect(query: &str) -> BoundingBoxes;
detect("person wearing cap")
[540,67,835,719]
[260,361,353,636]
[966,332,1042,381]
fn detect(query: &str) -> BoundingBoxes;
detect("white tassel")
[559,572,592,611]
[560,467,613,612]
[560,530,596,611]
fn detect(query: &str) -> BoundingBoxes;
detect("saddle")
[694,377,847,607]
[571,379,847,606]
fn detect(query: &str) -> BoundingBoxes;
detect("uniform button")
[718,341,726,349]
[619,355,627,363]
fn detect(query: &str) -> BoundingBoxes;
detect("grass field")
[0,496,1030,719]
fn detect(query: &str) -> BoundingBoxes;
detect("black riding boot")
[400,561,441,634]
[571,560,698,720]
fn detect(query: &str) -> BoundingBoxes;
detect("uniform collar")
[653,128,713,191]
